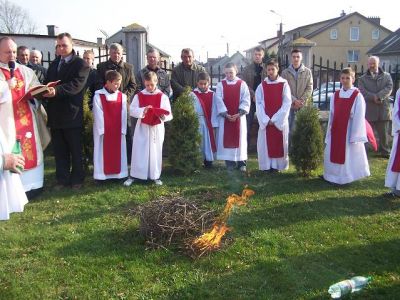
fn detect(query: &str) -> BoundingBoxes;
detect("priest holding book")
[0,36,44,199]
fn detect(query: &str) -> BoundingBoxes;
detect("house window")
[347,50,360,62]
[330,29,338,40]
[350,27,359,41]
[372,29,380,40]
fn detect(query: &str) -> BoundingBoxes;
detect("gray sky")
[10,0,399,62]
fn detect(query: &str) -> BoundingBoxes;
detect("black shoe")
[381,153,390,159]
[383,191,400,198]
[204,160,213,168]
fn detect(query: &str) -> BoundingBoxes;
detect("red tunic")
[193,90,216,152]
[1,67,38,170]
[222,80,241,148]
[330,90,358,164]
[262,81,284,158]
[138,92,163,126]
[100,92,122,175]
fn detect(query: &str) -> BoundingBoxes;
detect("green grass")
[1,155,399,299]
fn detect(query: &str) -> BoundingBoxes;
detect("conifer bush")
[82,91,94,170]
[168,88,202,174]
[290,105,324,177]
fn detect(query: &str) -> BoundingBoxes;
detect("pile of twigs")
[135,195,217,250]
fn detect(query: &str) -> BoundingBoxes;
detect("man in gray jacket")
[359,56,393,157]
[281,49,313,139]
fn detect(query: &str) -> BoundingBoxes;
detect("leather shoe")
[71,184,83,190]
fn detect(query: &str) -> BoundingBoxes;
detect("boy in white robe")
[0,125,28,221]
[124,71,172,186]
[323,68,370,184]
[384,88,400,196]
[255,59,291,171]
[93,70,128,180]
[190,72,217,168]
[214,63,250,171]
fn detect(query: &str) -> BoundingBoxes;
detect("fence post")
[317,57,322,105]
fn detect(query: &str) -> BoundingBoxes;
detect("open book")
[18,80,61,103]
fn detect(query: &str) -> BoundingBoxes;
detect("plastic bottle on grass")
[328,276,372,298]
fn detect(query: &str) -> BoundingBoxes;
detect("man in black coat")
[43,32,89,189]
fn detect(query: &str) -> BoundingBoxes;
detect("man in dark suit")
[96,43,137,162]
[43,32,89,189]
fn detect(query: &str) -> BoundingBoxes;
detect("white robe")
[130,89,172,180]
[92,88,128,180]
[214,77,250,161]
[0,125,28,221]
[190,88,218,161]
[385,89,400,190]
[0,62,43,192]
[255,76,291,170]
[323,87,370,184]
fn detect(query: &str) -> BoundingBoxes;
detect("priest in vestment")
[125,72,172,186]
[92,70,128,180]
[385,88,400,195]
[214,63,250,171]
[323,68,370,185]
[0,37,43,198]
[255,60,291,171]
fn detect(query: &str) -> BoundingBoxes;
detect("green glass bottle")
[11,135,23,173]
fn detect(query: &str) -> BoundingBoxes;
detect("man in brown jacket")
[359,56,393,157]
[241,46,267,145]
[281,49,313,139]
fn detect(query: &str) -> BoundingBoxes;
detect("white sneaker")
[239,166,247,172]
[123,178,134,186]
[154,179,163,186]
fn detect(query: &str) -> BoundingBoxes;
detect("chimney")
[97,37,103,47]
[368,16,381,25]
[47,25,59,36]
[340,10,346,17]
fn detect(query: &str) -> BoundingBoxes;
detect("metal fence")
[40,48,399,109]
[310,55,400,109]
[40,45,120,68]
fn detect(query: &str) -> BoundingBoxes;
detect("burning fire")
[190,187,255,257]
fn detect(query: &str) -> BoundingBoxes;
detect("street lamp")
[270,10,284,64]
[221,35,230,57]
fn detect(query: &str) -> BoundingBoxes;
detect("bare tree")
[0,0,37,34]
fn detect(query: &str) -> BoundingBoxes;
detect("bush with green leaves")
[290,105,324,177]
[82,90,93,170]
[168,88,202,174]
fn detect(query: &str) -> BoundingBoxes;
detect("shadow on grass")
[233,194,400,232]
[56,227,144,258]
[163,238,400,300]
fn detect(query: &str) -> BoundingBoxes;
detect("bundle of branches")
[136,195,217,250]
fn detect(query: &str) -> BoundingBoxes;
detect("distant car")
[313,82,341,110]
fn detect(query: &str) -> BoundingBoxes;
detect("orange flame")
[190,187,254,256]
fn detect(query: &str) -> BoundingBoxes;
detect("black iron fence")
[40,45,120,68]
[310,55,400,110]
[39,48,399,110]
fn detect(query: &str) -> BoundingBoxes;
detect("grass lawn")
[0,154,399,299]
